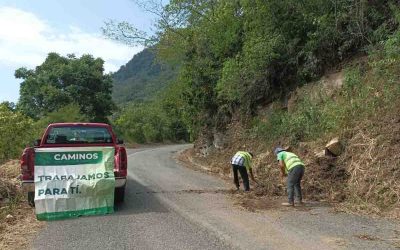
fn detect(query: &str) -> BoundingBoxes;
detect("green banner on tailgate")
[34,147,115,220]
[34,151,103,166]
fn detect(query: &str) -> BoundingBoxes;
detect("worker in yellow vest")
[230,151,257,191]
[274,147,305,206]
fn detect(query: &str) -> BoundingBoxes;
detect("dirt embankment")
[180,68,400,218]
[0,160,44,250]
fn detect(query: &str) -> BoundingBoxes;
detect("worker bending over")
[230,151,257,191]
[274,147,305,206]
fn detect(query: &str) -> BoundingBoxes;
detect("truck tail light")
[20,148,34,180]
[119,147,127,171]
[115,147,127,177]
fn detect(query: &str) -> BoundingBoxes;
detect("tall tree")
[15,53,115,122]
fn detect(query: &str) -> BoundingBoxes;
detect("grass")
[251,58,399,146]
[0,195,24,221]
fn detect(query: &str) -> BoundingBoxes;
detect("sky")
[0,0,155,102]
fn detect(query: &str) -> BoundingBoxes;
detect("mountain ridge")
[112,48,178,105]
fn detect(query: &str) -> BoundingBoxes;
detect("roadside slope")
[190,48,400,218]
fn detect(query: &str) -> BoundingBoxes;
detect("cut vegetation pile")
[0,160,44,249]
[0,160,23,220]
[339,97,400,217]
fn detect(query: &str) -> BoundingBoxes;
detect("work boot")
[281,202,294,207]
[295,200,305,206]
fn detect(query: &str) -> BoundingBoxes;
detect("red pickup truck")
[20,123,127,206]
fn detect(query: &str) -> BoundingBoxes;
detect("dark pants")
[232,164,250,191]
[287,165,305,203]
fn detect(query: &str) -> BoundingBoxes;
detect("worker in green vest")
[274,147,305,206]
[230,151,257,191]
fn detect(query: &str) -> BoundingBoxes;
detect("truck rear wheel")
[114,185,125,204]
[28,192,35,207]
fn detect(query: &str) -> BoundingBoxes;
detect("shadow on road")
[114,177,169,215]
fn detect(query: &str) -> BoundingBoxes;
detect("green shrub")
[0,105,35,163]
[113,99,189,144]
[33,104,89,138]
[251,95,338,144]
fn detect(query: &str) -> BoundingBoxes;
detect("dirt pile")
[251,142,349,202]
[189,126,349,201]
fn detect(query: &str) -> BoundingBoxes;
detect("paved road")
[33,145,400,250]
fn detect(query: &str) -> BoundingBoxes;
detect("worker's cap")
[274,147,285,155]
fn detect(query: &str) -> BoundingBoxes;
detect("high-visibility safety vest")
[231,151,252,170]
[277,151,304,173]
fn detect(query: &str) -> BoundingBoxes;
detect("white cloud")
[0,6,142,72]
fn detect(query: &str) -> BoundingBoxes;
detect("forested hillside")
[107,0,399,142]
[112,48,178,104]
[105,0,400,216]
[110,48,187,143]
